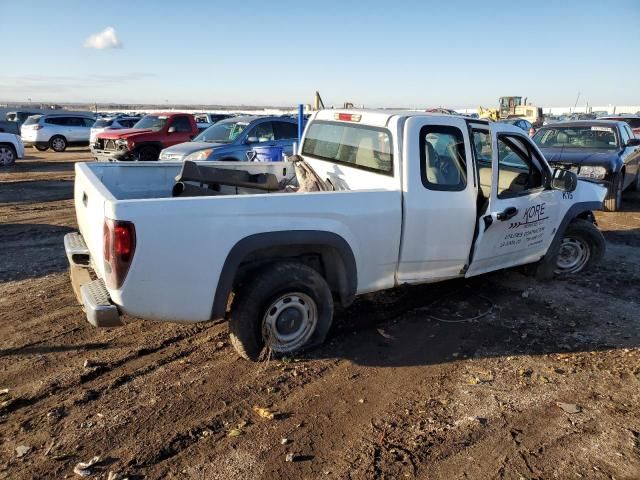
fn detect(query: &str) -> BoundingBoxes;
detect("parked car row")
[12,111,238,156]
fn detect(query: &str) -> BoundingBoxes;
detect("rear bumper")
[65,232,123,327]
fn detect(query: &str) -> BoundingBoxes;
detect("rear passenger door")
[466,126,562,276]
[272,121,298,155]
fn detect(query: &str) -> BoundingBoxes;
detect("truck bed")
[82,161,297,200]
[73,160,403,323]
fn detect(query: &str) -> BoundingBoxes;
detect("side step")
[64,232,90,266]
[80,279,123,328]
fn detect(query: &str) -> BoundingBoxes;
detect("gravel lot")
[1,149,639,479]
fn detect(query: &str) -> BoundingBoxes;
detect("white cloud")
[84,27,122,49]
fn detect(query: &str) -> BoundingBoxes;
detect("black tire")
[0,144,17,166]
[136,146,159,161]
[34,145,49,152]
[229,262,334,361]
[603,172,623,212]
[49,135,67,152]
[553,219,605,275]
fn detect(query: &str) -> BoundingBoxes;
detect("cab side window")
[472,130,492,200]
[420,125,467,191]
[497,135,543,198]
[172,116,192,133]
[250,122,274,143]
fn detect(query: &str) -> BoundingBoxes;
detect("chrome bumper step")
[80,279,123,328]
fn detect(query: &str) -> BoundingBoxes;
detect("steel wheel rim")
[52,138,65,150]
[555,237,590,274]
[262,292,317,353]
[0,147,14,165]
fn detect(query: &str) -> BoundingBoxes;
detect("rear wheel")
[554,219,605,275]
[50,135,67,152]
[0,144,16,166]
[229,262,334,361]
[136,146,159,161]
[34,145,49,152]
[603,172,623,212]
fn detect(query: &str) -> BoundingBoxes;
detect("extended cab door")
[397,116,478,283]
[465,124,562,276]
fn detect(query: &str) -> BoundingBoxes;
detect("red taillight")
[103,218,136,289]
[334,113,362,122]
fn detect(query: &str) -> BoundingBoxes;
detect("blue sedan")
[158,116,300,162]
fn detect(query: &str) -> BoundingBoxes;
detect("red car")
[91,113,199,161]
[600,115,640,138]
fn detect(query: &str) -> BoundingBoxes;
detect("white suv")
[21,114,96,152]
[0,132,25,166]
[90,116,140,144]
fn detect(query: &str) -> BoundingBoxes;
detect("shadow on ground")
[0,223,75,282]
[0,180,73,203]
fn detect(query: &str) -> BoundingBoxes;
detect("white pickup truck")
[66,110,607,360]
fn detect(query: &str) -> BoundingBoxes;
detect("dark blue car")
[533,120,640,211]
[158,115,299,162]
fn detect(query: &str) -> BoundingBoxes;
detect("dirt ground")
[1,149,639,480]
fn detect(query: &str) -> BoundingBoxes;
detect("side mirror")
[246,136,259,144]
[167,126,176,134]
[626,138,640,147]
[551,168,578,192]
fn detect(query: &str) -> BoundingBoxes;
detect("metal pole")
[297,103,304,149]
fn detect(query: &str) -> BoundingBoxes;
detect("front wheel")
[603,172,623,212]
[136,146,158,161]
[229,262,334,361]
[554,219,605,275]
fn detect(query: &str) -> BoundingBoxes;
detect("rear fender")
[211,231,357,320]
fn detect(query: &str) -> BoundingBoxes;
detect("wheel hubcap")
[0,147,14,165]
[555,237,590,274]
[53,139,64,150]
[262,292,317,353]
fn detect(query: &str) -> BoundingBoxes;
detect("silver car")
[21,114,96,152]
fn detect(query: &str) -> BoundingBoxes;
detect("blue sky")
[1,0,639,108]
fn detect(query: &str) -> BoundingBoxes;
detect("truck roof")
[314,109,487,128]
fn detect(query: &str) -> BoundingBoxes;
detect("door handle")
[496,206,518,221]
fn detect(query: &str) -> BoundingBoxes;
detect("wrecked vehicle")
[65,110,607,360]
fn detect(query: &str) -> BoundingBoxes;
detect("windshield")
[133,115,168,131]
[193,120,249,143]
[533,126,619,150]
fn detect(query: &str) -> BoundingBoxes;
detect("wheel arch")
[211,231,357,320]
[534,201,602,279]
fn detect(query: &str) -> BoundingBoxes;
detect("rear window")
[301,121,393,175]
[622,118,640,129]
[23,116,41,126]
